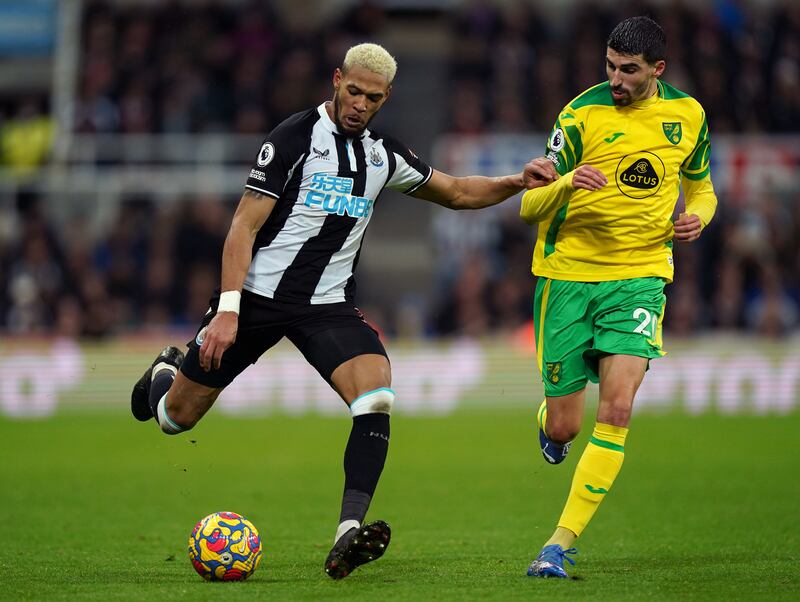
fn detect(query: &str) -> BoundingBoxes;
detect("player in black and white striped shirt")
[131,43,557,579]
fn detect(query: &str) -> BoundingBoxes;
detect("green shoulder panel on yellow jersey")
[681,115,711,180]
[569,82,616,109]
[533,79,715,284]
[545,83,614,176]
[657,80,691,100]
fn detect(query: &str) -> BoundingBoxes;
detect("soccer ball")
[188,511,262,581]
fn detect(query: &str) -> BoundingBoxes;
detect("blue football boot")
[527,544,577,578]
[537,400,572,465]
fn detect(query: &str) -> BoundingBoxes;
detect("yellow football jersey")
[522,80,716,283]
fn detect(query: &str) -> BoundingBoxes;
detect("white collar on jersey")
[317,103,370,140]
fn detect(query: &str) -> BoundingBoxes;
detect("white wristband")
[217,290,241,315]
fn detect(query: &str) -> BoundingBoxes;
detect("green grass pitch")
[2,410,799,600]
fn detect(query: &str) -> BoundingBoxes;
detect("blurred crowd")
[446,0,800,134]
[72,0,375,135]
[6,0,796,138]
[0,0,799,338]
[0,192,235,337]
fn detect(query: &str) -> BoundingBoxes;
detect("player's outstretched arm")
[411,157,558,210]
[199,189,277,372]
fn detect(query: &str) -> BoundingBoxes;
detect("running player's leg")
[529,279,596,577]
[326,353,393,579]
[155,371,224,432]
[291,312,393,580]
[331,353,393,533]
[529,391,589,577]
[132,338,243,434]
[552,355,647,551]
[130,344,223,434]
[131,291,280,434]
[533,277,593,465]
[529,278,665,577]
[539,390,585,464]
[596,353,649,427]
[554,277,666,546]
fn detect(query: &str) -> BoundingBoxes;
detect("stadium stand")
[0,0,798,338]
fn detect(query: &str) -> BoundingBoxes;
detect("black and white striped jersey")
[242,103,432,305]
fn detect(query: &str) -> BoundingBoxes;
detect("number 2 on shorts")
[633,307,658,337]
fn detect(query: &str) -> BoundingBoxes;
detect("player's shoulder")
[367,128,401,148]
[270,106,321,138]
[657,80,705,114]
[367,129,415,157]
[566,82,615,113]
[259,107,322,162]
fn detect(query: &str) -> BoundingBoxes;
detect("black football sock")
[148,369,176,416]
[339,413,390,525]
[339,489,372,526]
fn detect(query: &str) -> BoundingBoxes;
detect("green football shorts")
[533,276,667,397]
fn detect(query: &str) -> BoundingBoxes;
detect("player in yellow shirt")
[520,16,718,578]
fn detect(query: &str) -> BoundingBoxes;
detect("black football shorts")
[181,290,387,388]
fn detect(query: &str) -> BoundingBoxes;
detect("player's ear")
[652,60,666,78]
[333,68,343,89]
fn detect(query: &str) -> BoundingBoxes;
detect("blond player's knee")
[165,396,202,430]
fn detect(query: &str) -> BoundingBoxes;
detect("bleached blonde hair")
[342,43,397,83]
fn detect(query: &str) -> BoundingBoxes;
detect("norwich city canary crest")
[545,362,562,384]
[662,122,682,145]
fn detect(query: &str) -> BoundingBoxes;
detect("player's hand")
[199,311,239,372]
[571,165,607,191]
[523,157,559,189]
[673,212,703,242]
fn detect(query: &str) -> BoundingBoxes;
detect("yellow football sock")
[556,422,628,537]
[545,526,577,549]
[537,400,549,437]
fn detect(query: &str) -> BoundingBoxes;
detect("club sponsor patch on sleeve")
[249,169,267,182]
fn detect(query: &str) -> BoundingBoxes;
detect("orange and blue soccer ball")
[188,511,262,581]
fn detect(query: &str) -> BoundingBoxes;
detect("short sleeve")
[245,111,314,198]
[381,135,433,194]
